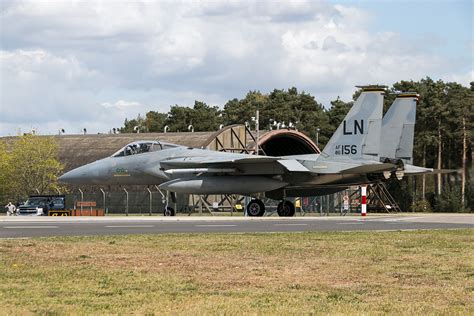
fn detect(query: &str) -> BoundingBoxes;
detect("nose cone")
[58,167,86,184]
[58,160,109,184]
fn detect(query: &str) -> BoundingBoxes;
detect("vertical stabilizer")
[321,86,385,160]
[380,93,418,164]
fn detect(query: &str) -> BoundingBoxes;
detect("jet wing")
[161,156,279,168]
[161,156,309,174]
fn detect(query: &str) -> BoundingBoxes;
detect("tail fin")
[380,92,418,164]
[321,85,385,160]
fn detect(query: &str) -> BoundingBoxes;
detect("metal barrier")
[59,184,399,216]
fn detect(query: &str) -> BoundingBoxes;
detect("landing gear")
[277,200,295,217]
[158,187,175,216]
[247,199,265,217]
[164,206,175,216]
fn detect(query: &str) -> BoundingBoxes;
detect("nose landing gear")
[158,188,176,216]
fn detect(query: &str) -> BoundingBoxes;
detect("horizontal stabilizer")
[340,163,396,174]
[403,165,433,175]
[404,165,457,175]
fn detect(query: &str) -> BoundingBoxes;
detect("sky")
[0,0,472,136]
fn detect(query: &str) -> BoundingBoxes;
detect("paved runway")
[0,214,472,238]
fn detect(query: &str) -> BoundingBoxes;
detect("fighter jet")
[59,86,427,217]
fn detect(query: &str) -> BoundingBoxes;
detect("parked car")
[17,195,66,216]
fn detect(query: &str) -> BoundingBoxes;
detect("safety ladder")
[367,183,401,213]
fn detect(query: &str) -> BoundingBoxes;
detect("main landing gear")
[277,200,295,217]
[164,206,175,216]
[246,199,295,217]
[246,199,265,217]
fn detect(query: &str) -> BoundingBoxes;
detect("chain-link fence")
[65,188,191,215]
[62,186,367,216]
[3,185,395,216]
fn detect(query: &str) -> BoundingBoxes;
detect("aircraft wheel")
[247,199,265,217]
[277,200,295,217]
[163,206,175,216]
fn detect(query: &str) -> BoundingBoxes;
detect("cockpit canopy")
[112,141,178,157]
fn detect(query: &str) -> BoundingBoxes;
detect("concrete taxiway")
[0,214,472,238]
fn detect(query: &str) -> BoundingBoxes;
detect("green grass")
[0,230,473,314]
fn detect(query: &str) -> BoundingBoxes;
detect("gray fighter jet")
[59,86,432,216]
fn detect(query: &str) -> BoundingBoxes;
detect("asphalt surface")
[0,214,472,238]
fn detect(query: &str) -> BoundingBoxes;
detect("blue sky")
[0,0,472,136]
[348,0,472,57]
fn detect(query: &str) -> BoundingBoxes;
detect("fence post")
[326,194,330,216]
[100,188,106,215]
[123,188,129,216]
[319,196,323,216]
[78,188,84,215]
[146,187,152,216]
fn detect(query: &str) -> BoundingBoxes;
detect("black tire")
[247,199,265,217]
[163,206,175,216]
[277,200,295,217]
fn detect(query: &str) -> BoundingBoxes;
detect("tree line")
[121,78,473,212]
[0,135,64,207]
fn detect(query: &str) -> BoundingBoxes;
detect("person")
[36,206,44,216]
[5,202,16,216]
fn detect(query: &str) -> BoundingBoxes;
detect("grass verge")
[0,229,473,314]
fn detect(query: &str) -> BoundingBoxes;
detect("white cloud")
[101,100,141,109]
[0,0,471,136]
[0,49,145,135]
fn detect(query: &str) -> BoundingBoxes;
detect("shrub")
[411,200,432,212]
